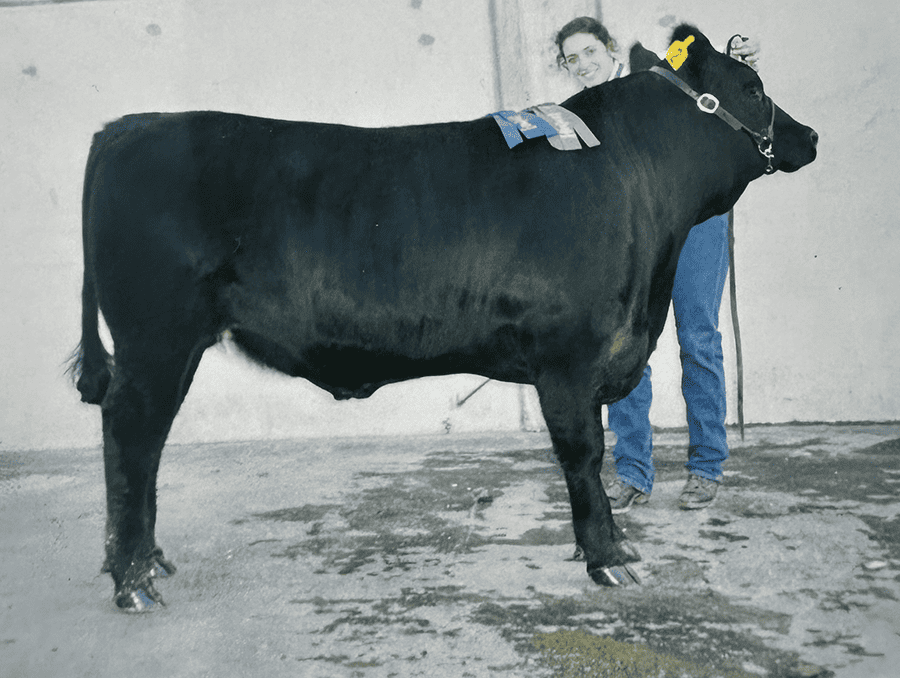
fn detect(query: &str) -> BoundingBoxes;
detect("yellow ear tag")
[666,35,695,70]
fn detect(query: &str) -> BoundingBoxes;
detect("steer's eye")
[745,84,764,102]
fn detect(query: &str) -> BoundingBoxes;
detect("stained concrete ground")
[2,423,899,678]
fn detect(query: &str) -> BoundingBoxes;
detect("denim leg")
[607,365,654,494]
[672,214,730,482]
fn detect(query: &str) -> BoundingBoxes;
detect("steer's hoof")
[105,548,175,612]
[590,564,641,587]
[114,583,165,612]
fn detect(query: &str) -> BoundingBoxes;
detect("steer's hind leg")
[535,370,640,586]
[100,337,208,611]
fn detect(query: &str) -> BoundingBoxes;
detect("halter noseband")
[649,64,776,175]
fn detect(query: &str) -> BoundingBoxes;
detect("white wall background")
[1,0,897,451]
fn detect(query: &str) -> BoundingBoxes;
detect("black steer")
[72,26,817,610]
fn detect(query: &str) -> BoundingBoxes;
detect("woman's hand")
[728,35,761,71]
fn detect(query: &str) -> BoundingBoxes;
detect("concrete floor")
[2,423,899,677]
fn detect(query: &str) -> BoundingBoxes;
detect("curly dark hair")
[554,16,618,68]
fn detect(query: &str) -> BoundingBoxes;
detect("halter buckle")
[697,93,720,114]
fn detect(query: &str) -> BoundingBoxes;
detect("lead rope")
[728,209,745,441]
[726,35,747,441]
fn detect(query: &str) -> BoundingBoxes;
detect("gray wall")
[1,0,897,451]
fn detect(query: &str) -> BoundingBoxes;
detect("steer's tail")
[68,135,112,405]
[69,266,111,405]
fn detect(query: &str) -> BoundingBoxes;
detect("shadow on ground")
[1,424,898,677]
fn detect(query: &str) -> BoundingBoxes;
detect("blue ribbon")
[488,109,559,149]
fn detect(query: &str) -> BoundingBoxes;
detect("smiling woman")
[554,16,623,88]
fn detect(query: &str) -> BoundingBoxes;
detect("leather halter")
[649,65,776,174]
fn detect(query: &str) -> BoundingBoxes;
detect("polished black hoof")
[571,540,642,586]
[109,551,176,612]
[589,563,642,587]
[114,582,165,612]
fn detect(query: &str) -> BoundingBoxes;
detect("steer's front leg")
[536,370,641,586]
[561,459,641,585]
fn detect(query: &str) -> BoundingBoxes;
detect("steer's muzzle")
[772,103,818,173]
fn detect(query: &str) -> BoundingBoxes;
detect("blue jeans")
[607,214,730,494]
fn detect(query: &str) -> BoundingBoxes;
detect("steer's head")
[653,25,818,176]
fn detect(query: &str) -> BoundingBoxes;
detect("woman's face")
[561,32,615,88]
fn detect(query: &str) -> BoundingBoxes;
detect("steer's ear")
[669,24,712,52]
[666,25,714,80]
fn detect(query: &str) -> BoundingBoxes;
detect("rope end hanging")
[728,209,746,441]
